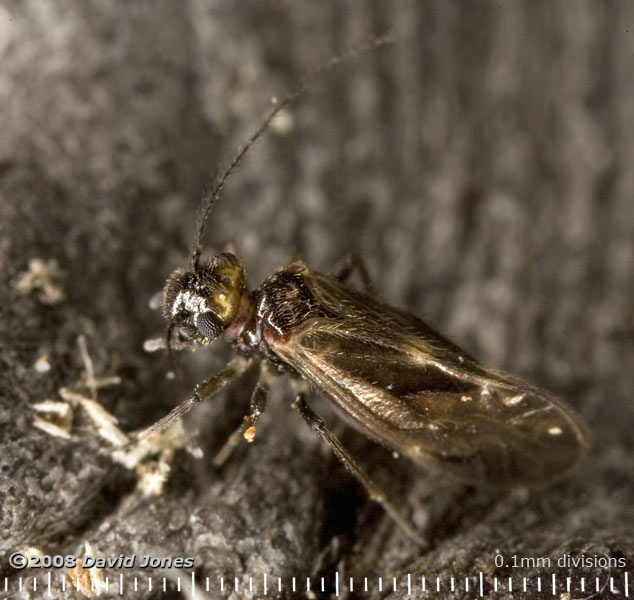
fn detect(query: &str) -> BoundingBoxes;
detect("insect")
[136,34,591,544]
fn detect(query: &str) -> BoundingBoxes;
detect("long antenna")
[190,31,396,269]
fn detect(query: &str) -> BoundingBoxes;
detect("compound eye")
[197,311,224,340]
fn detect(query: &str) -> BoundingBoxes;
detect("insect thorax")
[251,265,331,339]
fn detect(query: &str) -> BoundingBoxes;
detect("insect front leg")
[213,361,272,467]
[333,254,374,294]
[293,394,427,547]
[134,355,252,443]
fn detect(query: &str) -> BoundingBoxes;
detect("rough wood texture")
[1,1,632,598]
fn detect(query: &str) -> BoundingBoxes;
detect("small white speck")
[270,108,294,135]
[480,385,492,400]
[427,423,439,431]
[189,447,204,459]
[34,355,51,373]
[504,394,525,406]
[144,337,166,353]
[548,426,563,436]
[461,395,472,402]
[148,291,163,310]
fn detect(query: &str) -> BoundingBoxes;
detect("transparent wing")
[268,270,591,486]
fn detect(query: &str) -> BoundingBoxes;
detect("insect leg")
[134,355,252,443]
[333,254,374,294]
[213,361,272,467]
[293,395,426,547]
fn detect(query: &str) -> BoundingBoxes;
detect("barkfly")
[136,33,591,545]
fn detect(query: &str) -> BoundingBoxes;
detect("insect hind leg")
[293,394,426,547]
[213,361,272,467]
[333,254,374,294]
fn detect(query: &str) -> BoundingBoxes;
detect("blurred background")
[1,1,632,598]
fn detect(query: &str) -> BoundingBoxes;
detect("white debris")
[15,258,65,304]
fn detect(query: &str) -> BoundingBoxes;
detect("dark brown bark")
[1,1,632,598]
